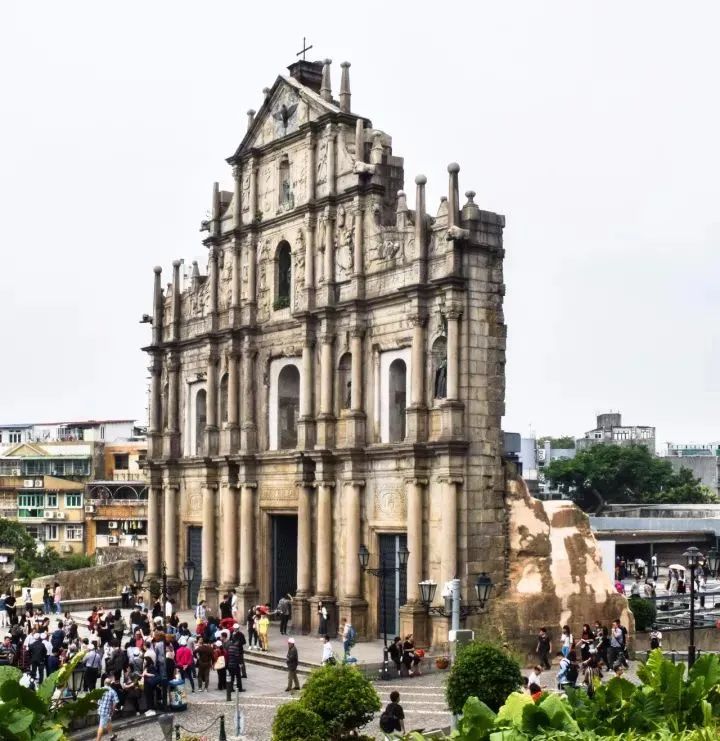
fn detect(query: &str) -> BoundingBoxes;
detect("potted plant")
[435,656,450,670]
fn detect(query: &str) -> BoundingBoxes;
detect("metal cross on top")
[296,37,313,60]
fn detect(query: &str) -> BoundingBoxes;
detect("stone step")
[242,649,316,675]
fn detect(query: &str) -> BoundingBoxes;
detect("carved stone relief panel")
[219,248,232,310]
[373,484,407,521]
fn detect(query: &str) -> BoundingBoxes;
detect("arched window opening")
[388,359,407,443]
[195,389,207,455]
[338,353,352,410]
[219,373,229,424]
[278,364,300,449]
[275,241,292,310]
[432,337,448,399]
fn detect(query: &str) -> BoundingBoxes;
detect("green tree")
[297,664,380,739]
[628,596,657,632]
[537,436,576,450]
[445,641,523,715]
[543,444,716,513]
[272,703,326,741]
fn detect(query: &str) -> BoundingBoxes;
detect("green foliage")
[446,642,523,714]
[543,445,716,513]
[629,596,658,631]
[271,702,326,741]
[297,664,380,740]
[273,295,290,310]
[0,651,104,741]
[0,518,95,582]
[408,651,720,740]
[537,436,576,450]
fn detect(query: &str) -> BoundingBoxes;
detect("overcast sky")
[2,2,718,447]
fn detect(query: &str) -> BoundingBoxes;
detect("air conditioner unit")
[23,479,34,488]
[84,505,95,514]
[61,544,72,553]
[108,535,119,545]
[55,512,66,520]
[108,521,118,529]
[11,469,21,476]
[43,511,55,519]
[34,480,42,487]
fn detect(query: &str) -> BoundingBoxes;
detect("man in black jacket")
[225,630,246,699]
[28,633,48,683]
[285,638,300,692]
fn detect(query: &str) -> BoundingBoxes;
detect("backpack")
[565,662,579,685]
[379,706,398,733]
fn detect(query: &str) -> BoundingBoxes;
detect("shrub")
[446,641,523,714]
[299,664,381,739]
[272,702,326,741]
[629,595,657,631]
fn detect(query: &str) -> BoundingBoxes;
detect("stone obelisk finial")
[246,110,256,131]
[447,163,460,228]
[321,59,332,102]
[339,62,351,113]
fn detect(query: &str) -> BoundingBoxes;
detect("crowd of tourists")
[533,619,636,697]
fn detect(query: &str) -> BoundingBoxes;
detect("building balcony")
[95,533,147,549]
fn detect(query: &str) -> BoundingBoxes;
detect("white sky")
[1,1,718,446]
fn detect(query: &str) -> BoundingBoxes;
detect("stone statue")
[434,357,447,399]
[345,380,352,409]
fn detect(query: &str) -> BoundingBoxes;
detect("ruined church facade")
[144,58,508,643]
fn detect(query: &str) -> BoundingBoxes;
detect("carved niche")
[334,204,355,280]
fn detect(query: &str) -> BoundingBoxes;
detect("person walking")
[608,619,624,670]
[536,627,552,669]
[84,642,103,691]
[560,625,573,658]
[379,691,406,735]
[321,634,336,665]
[0,593,7,628]
[257,611,270,652]
[176,637,195,692]
[194,636,214,692]
[28,632,48,683]
[42,585,52,615]
[225,630,246,699]
[95,678,119,741]
[285,638,300,692]
[53,582,63,615]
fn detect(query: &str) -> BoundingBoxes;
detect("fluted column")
[228,352,239,427]
[240,339,256,450]
[446,310,461,401]
[296,483,312,595]
[316,482,334,595]
[327,123,336,197]
[147,485,161,579]
[201,485,217,587]
[220,483,238,588]
[344,481,362,598]
[441,480,458,584]
[163,485,178,577]
[323,208,335,293]
[405,479,425,602]
[447,163,460,228]
[410,315,426,407]
[248,156,257,221]
[301,342,314,418]
[319,334,333,416]
[208,246,218,330]
[350,330,363,412]
[167,355,179,431]
[232,164,242,227]
[239,483,256,585]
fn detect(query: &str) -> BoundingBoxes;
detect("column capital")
[315,480,336,489]
[163,483,180,492]
[167,353,181,371]
[343,479,366,488]
[437,476,464,485]
[350,326,365,339]
[202,482,219,491]
[318,332,334,346]
[232,163,242,180]
[304,212,317,228]
[208,244,218,260]
[240,481,258,489]
[404,477,428,486]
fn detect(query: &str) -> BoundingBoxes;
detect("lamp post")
[161,560,168,610]
[358,543,409,681]
[419,573,493,621]
[132,558,146,603]
[182,559,196,610]
[683,546,703,668]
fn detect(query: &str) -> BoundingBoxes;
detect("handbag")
[213,655,226,670]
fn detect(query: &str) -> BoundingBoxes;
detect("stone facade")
[143,59,508,644]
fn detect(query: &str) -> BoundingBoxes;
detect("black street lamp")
[684,546,703,668]
[358,543,409,681]
[161,560,168,610]
[132,558,146,602]
[418,573,494,617]
[182,559,196,609]
[69,663,84,699]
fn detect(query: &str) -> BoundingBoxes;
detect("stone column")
[147,485,162,579]
[205,351,219,455]
[208,246,218,331]
[338,480,368,637]
[238,482,258,617]
[346,328,365,447]
[315,482,334,595]
[406,314,427,442]
[352,195,364,296]
[400,478,430,645]
[152,265,163,345]
[306,131,316,202]
[326,123,336,197]
[415,175,428,283]
[171,260,181,340]
[294,482,313,633]
[297,334,315,450]
[228,353,239,427]
[446,310,461,401]
[316,331,335,449]
[163,485,178,578]
[320,207,335,306]
[148,356,162,438]
[232,164,242,227]
[200,485,217,607]
[220,482,238,592]
[441,479,458,584]
[240,339,256,451]
[245,236,257,326]
[248,156,258,222]
[164,354,180,459]
[304,214,315,308]
[230,239,242,325]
